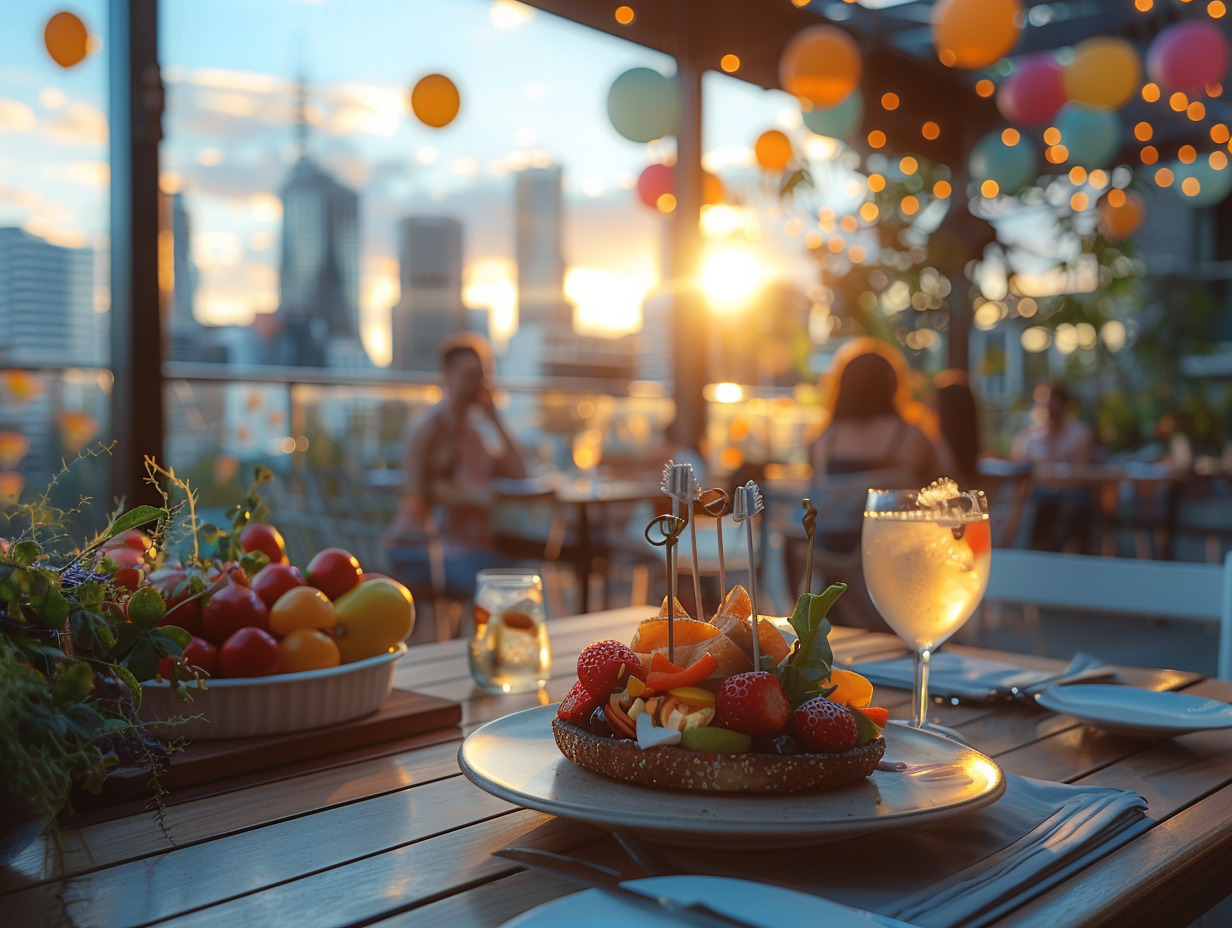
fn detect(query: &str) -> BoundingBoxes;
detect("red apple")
[201,576,269,645]
[240,523,289,566]
[251,562,306,610]
[305,547,363,601]
[219,627,280,678]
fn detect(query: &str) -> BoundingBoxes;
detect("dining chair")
[983,548,1232,681]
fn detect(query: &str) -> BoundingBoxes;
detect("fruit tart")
[552,583,888,793]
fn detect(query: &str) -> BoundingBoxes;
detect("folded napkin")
[852,651,1114,702]
[655,775,1150,928]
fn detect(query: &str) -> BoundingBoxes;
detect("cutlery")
[496,846,764,928]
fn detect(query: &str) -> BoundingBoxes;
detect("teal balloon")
[1173,158,1232,208]
[969,130,1038,193]
[1056,104,1121,167]
[606,68,681,143]
[801,91,863,141]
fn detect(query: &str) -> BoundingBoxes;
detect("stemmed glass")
[862,485,991,728]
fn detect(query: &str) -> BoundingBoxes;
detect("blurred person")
[384,332,528,595]
[934,369,981,488]
[1011,381,1096,551]
[811,346,946,493]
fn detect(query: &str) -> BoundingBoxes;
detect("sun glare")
[700,248,763,310]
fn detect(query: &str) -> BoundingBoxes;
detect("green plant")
[0,459,193,859]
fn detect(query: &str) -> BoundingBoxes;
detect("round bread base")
[552,718,886,794]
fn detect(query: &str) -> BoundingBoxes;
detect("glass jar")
[468,568,551,694]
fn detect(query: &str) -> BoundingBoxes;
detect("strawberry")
[557,681,602,725]
[791,696,859,754]
[716,671,791,736]
[577,640,645,699]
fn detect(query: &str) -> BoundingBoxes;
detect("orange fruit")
[277,628,341,673]
[269,586,336,636]
[827,669,874,708]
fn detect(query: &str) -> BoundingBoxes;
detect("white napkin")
[654,775,1149,928]
[852,651,1114,702]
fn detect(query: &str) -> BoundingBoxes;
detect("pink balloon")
[997,54,1067,126]
[1147,21,1230,95]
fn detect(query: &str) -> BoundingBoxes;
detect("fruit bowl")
[139,643,408,740]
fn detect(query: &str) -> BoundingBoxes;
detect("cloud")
[40,160,109,189]
[0,99,37,133]
[42,101,107,146]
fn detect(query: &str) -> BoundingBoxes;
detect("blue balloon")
[969,130,1039,193]
[1173,157,1232,208]
[607,68,681,143]
[801,91,863,141]
[1056,104,1121,167]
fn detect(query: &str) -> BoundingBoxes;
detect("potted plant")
[0,493,191,865]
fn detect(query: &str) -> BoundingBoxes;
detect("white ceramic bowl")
[139,643,407,740]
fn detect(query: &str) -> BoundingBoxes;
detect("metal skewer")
[801,498,818,596]
[732,480,765,670]
[644,513,686,664]
[701,488,730,600]
[661,461,702,620]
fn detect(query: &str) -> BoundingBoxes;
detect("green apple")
[330,578,415,663]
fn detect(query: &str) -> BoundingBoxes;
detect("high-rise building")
[164,191,205,362]
[274,78,362,367]
[390,216,468,371]
[0,227,94,367]
[514,165,570,329]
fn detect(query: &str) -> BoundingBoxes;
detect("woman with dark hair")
[811,350,944,486]
[935,369,981,488]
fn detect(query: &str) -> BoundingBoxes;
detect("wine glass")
[862,485,991,729]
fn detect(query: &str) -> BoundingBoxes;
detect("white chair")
[984,548,1232,681]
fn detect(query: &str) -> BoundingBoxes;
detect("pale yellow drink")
[862,511,992,649]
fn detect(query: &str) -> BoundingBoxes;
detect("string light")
[1181,177,1201,196]
[1170,92,1189,112]
[615,5,634,24]
[828,237,845,254]
[901,195,920,215]
[1188,102,1207,121]
[922,121,940,140]
[840,215,859,232]
[860,202,880,222]
[1141,145,1158,164]
[975,79,995,97]
[1134,122,1153,141]
[868,130,886,149]
[1046,144,1069,163]
[868,173,886,192]
[1043,127,1061,145]
[1179,145,1197,164]
[881,93,900,110]
[899,156,918,174]
[1071,192,1089,211]
[981,179,1000,197]
[1002,128,1020,146]
[1211,151,1229,170]
[1142,83,1161,102]
[933,180,952,198]
[849,245,867,263]
[1089,169,1109,188]
[1209,82,1224,97]
[1214,125,1231,144]
[1069,166,1088,184]
[720,54,740,72]
[1210,0,1226,16]
[1107,188,1127,207]
[1134,0,1153,9]
[1155,167,1174,187]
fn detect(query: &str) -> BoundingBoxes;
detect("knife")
[494,847,764,928]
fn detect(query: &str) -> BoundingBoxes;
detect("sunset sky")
[1,0,831,365]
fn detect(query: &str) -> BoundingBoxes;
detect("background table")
[3,606,1230,928]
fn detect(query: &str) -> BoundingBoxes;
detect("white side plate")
[1034,684,1232,738]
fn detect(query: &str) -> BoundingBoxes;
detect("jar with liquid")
[468,568,551,694]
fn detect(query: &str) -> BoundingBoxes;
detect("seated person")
[1011,382,1096,552]
[384,333,527,596]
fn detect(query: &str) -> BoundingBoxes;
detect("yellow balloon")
[410,74,460,129]
[44,11,90,69]
[1064,37,1141,111]
[754,130,793,172]
[931,0,1022,69]
[779,25,861,108]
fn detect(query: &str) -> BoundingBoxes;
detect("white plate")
[459,706,1005,848]
[139,643,406,739]
[1034,683,1232,738]
[501,875,886,928]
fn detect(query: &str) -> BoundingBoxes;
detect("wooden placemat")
[76,689,462,818]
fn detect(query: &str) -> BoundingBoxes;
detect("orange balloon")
[931,0,1022,69]
[410,74,460,129]
[703,171,724,206]
[779,25,861,108]
[1097,190,1145,242]
[44,11,90,69]
[754,130,793,171]
[1063,37,1141,111]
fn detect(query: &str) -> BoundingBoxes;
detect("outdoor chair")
[982,548,1232,681]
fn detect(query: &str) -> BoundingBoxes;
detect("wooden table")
[4,606,1231,928]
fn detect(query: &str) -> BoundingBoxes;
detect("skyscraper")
[275,78,362,367]
[0,227,94,367]
[390,215,468,372]
[514,165,570,329]
[164,191,204,362]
